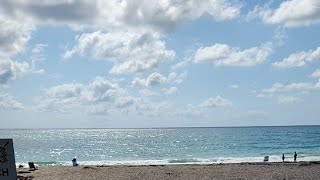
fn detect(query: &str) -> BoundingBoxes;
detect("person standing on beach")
[282,154,285,162]
[294,152,297,162]
[72,158,78,166]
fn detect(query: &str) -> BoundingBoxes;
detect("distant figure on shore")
[282,154,285,162]
[294,152,297,162]
[72,158,78,166]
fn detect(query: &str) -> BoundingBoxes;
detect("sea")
[1,126,320,167]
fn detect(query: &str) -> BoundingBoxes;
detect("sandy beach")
[17,161,320,180]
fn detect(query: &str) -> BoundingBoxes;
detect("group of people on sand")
[282,152,298,163]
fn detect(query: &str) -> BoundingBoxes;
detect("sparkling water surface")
[1,126,320,166]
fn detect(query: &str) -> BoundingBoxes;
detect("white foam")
[16,155,320,167]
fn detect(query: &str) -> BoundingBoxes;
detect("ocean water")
[1,126,320,166]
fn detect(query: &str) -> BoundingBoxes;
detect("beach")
[17,161,320,180]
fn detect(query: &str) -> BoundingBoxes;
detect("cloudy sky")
[1,0,320,128]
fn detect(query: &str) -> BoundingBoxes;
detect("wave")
[15,155,320,167]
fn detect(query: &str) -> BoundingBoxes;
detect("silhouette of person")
[294,152,297,163]
[282,154,285,162]
[72,158,78,166]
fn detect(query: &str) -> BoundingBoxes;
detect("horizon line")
[1,124,320,130]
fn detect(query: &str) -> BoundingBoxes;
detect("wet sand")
[17,161,320,180]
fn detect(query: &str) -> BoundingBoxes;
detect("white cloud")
[0,93,24,110]
[200,96,233,107]
[258,80,320,99]
[0,18,33,84]
[84,76,124,103]
[115,96,134,108]
[0,0,240,33]
[132,71,186,88]
[248,0,320,27]
[105,0,241,32]
[65,30,175,74]
[0,59,29,84]
[139,89,158,97]
[194,43,272,66]
[45,83,84,99]
[315,79,320,89]
[30,44,47,74]
[167,72,187,84]
[132,72,167,88]
[170,59,190,71]
[132,78,147,88]
[146,72,167,87]
[39,76,134,114]
[311,69,320,78]
[163,87,178,95]
[273,47,320,68]
[133,97,178,117]
[0,0,100,27]
[262,82,317,94]
[0,18,33,57]
[278,96,300,104]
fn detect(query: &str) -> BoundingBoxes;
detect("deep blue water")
[1,126,320,166]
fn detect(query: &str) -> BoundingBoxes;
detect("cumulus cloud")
[146,72,167,87]
[0,0,240,32]
[116,0,240,31]
[139,89,158,97]
[0,0,99,26]
[132,71,186,88]
[0,93,24,110]
[262,82,317,94]
[133,97,172,117]
[39,76,134,114]
[273,47,320,68]
[0,60,29,84]
[194,43,272,66]
[248,0,320,27]
[0,18,33,84]
[115,96,134,108]
[163,87,178,95]
[258,80,320,99]
[132,72,167,88]
[167,72,187,84]
[65,30,175,74]
[0,18,33,57]
[84,76,124,103]
[200,96,232,107]
[45,83,84,99]
[0,0,241,82]
[311,69,320,78]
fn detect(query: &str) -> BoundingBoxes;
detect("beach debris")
[18,171,31,174]
[17,175,34,180]
[83,166,97,170]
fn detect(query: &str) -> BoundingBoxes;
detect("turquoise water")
[1,126,320,166]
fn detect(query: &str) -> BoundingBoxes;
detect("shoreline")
[15,156,320,167]
[17,161,320,180]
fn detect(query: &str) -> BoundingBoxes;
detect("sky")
[0,0,320,128]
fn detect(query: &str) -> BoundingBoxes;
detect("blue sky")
[1,0,320,128]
